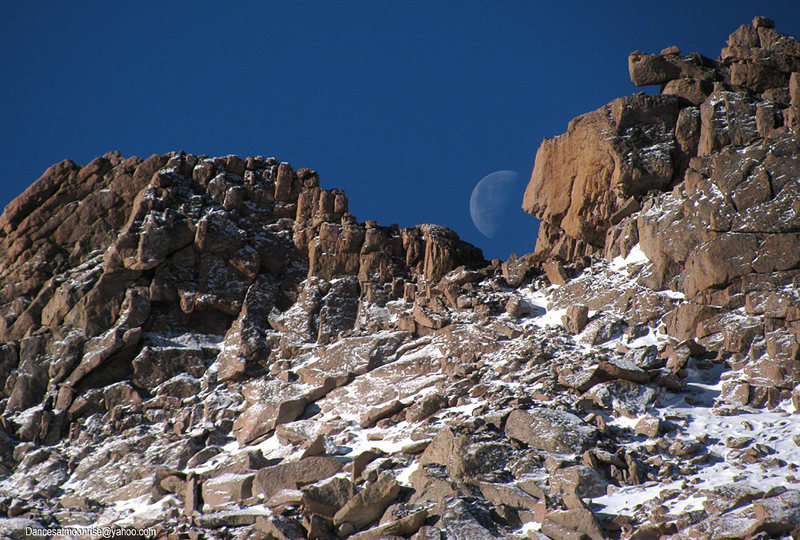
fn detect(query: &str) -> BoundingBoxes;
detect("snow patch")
[610,244,649,272]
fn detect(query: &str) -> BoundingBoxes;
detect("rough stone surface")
[0,17,799,540]
[505,408,599,454]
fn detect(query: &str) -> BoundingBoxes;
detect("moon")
[469,170,524,238]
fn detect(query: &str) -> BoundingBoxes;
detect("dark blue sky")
[2,2,799,259]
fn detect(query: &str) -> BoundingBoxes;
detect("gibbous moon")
[469,170,524,238]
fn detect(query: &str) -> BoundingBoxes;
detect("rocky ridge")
[0,16,798,540]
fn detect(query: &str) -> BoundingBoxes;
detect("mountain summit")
[0,16,799,539]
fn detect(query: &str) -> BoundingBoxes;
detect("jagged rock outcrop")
[525,16,800,262]
[0,150,486,444]
[0,16,798,540]
[529,16,800,410]
[523,93,686,259]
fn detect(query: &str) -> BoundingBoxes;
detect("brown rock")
[274,162,296,202]
[598,357,651,383]
[405,393,447,423]
[727,24,760,48]
[264,488,303,509]
[753,16,775,29]
[702,482,765,515]
[541,507,605,540]
[790,72,800,108]
[418,224,484,283]
[333,472,401,530]
[352,449,384,482]
[505,295,531,318]
[543,260,569,285]
[609,196,642,225]
[698,90,759,156]
[253,457,344,500]
[305,513,336,538]
[757,102,778,137]
[0,159,81,234]
[586,379,658,415]
[477,481,540,511]
[296,332,405,390]
[302,476,355,517]
[233,380,320,445]
[184,474,201,516]
[437,497,498,539]
[523,94,684,258]
[558,365,610,392]
[675,106,701,158]
[254,515,305,540]
[505,408,599,454]
[409,466,467,504]
[628,51,683,86]
[201,473,254,510]
[350,508,427,539]
[411,526,444,540]
[549,465,608,498]
[193,213,244,254]
[359,399,405,428]
[721,380,751,406]
[208,450,271,476]
[413,303,449,330]
[662,77,712,105]
[132,346,206,391]
[634,416,661,437]
[683,233,759,297]
[419,428,512,480]
[580,313,626,345]
[501,253,538,287]
[754,489,800,535]
[61,325,139,391]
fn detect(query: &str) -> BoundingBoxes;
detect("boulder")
[585,380,658,415]
[409,466,469,504]
[253,457,343,500]
[302,476,355,517]
[562,305,589,334]
[598,357,651,383]
[437,498,499,540]
[254,515,305,540]
[634,416,661,438]
[548,465,609,498]
[333,472,401,530]
[505,408,599,454]
[233,379,333,445]
[132,346,206,390]
[543,260,569,285]
[580,313,626,345]
[663,77,712,105]
[698,91,760,156]
[541,507,605,540]
[477,481,540,511]
[349,507,427,539]
[201,473,254,510]
[419,428,512,480]
[754,489,800,535]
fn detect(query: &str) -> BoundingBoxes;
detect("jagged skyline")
[2,2,799,260]
[1,12,800,537]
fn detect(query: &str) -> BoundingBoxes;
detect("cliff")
[0,16,798,540]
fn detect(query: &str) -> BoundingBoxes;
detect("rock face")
[529,17,800,409]
[525,17,800,262]
[0,16,798,540]
[523,93,685,259]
